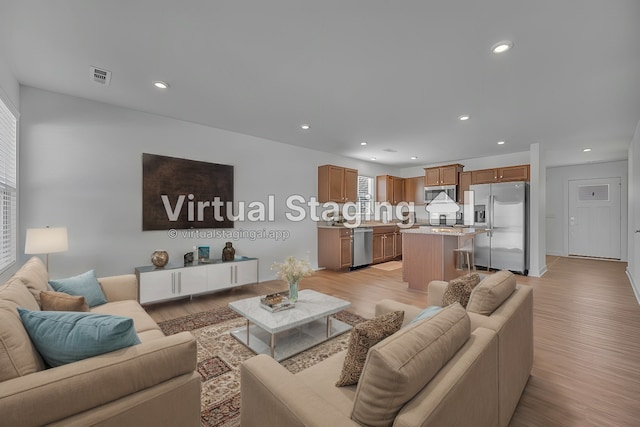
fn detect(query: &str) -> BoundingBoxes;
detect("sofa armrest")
[427,280,448,306]
[98,274,138,302]
[240,354,360,427]
[375,299,423,327]
[0,332,196,427]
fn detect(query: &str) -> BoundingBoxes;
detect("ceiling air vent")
[383,148,398,153]
[90,66,112,86]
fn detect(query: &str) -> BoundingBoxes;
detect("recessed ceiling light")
[458,114,470,121]
[497,141,505,145]
[411,156,418,160]
[491,41,513,54]
[360,142,367,146]
[370,157,377,161]
[300,124,310,130]
[153,81,169,89]
[583,148,592,152]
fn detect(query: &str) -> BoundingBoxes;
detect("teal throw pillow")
[49,270,107,307]
[410,306,443,324]
[17,308,141,367]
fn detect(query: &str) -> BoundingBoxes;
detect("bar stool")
[453,248,475,274]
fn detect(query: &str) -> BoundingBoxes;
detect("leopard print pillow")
[442,273,481,308]
[335,310,404,387]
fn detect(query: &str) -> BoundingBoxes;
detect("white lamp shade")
[25,227,69,254]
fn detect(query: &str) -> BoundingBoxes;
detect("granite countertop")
[401,227,485,236]
[317,221,425,229]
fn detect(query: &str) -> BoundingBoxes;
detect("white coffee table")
[228,289,352,361]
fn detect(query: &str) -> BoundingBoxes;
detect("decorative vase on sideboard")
[151,250,169,268]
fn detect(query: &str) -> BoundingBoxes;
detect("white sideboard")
[135,256,258,305]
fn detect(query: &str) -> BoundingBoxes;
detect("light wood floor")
[145,256,640,427]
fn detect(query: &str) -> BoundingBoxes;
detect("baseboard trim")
[625,267,640,305]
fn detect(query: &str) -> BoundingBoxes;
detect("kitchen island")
[401,227,484,291]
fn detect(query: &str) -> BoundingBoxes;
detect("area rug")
[370,260,403,271]
[158,306,366,427]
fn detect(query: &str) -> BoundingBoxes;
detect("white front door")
[568,178,621,259]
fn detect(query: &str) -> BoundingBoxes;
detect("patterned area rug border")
[158,306,241,335]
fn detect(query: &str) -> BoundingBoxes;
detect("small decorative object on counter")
[271,256,314,303]
[197,246,210,261]
[222,241,235,261]
[151,250,169,268]
[183,251,194,265]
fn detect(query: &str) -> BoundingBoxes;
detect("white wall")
[627,120,640,302]
[529,143,546,277]
[546,160,628,260]
[0,50,19,110]
[19,86,398,280]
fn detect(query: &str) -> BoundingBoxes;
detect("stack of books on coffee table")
[259,293,295,312]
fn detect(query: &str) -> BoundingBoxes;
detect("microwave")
[424,185,457,204]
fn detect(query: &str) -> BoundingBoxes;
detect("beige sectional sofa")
[0,257,201,427]
[377,271,533,427]
[240,270,532,427]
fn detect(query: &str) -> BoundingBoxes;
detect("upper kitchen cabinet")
[457,171,472,203]
[499,164,530,182]
[318,165,358,203]
[471,164,530,184]
[376,175,404,204]
[424,164,464,186]
[404,176,426,204]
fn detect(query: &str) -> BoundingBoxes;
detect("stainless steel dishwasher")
[351,227,373,269]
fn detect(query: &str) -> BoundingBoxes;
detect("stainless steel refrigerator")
[471,181,528,275]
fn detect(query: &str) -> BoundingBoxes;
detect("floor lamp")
[24,227,69,272]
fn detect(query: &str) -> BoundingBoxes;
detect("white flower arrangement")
[271,256,314,283]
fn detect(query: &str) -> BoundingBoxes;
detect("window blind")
[0,94,17,274]
[357,176,373,215]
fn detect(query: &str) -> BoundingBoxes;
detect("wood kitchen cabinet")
[471,164,530,184]
[393,230,403,258]
[318,227,353,270]
[376,175,405,204]
[424,164,464,186]
[404,176,426,204]
[318,165,358,203]
[458,171,472,203]
[373,226,401,264]
[499,164,530,182]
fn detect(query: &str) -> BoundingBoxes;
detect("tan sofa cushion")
[40,291,89,312]
[351,303,470,427]
[12,256,49,306]
[0,300,46,381]
[442,272,481,308]
[0,278,40,311]
[467,270,517,315]
[91,300,163,337]
[335,310,404,386]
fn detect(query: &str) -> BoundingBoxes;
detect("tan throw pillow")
[442,273,481,308]
[351,304,470,427]
[335,310,404,387]
[40,291,90,312]
[467,270,516,315]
